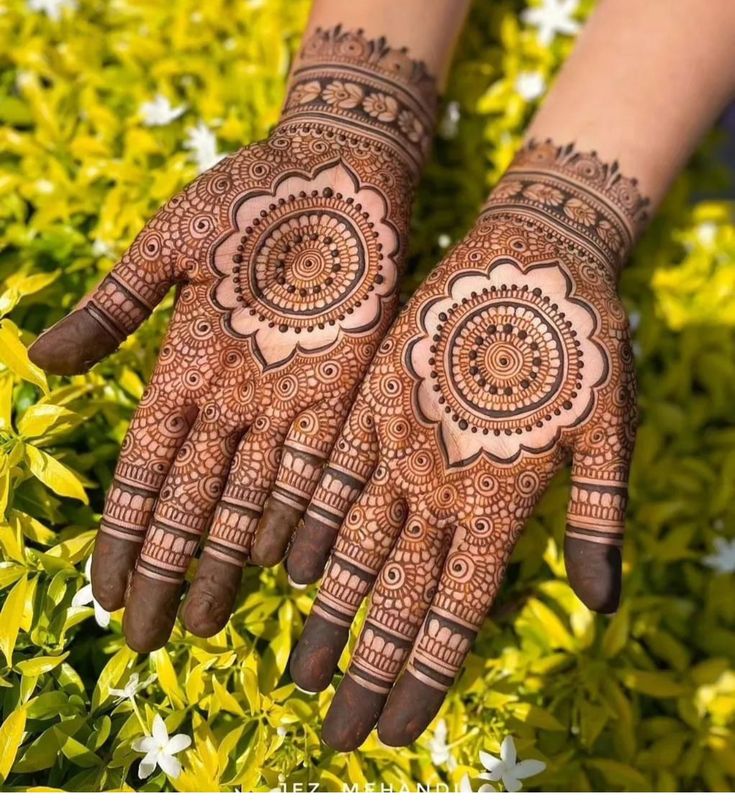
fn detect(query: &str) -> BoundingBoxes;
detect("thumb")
[29,211,179,375]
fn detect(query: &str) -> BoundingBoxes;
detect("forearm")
[526,0,735,212]
[276,1,470,182]
[301,0,469,87]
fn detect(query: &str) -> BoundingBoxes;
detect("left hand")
[287,141,645,751]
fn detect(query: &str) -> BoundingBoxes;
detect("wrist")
[274,25,439,182]
[481,140,650,272]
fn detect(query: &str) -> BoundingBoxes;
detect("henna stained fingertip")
[289,614,348,693]
[28,308,120,376]
[180,552,243,637]
[377,672,445,747]
[322,675,386,751]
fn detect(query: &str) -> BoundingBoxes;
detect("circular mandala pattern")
[410,260,606,466]
[233,190,383,333]
[212,162,398,366]
[431,285,582,436]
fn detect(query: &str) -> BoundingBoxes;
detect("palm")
[287,141,644,751]
[30,131,412,651]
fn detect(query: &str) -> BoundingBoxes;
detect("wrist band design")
[483,140,650,268]
[279,25,439,177]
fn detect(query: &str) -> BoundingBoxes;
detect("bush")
[1,0,734,791]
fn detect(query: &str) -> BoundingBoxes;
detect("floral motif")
[564,196,597,226]
[523,182,563,206]
[362,92,399,122]
[212,161,398,365]
[289,80,322,106]
[409,259,607,467]
[398,109,424,142]
[322,80,363,109]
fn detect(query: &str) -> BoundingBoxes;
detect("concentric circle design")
[234,196,381,332]
[410,260,605,466]
[431,286,582,435]
[212,162,398,365]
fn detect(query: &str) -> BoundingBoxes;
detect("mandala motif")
[212,162,398,366]
[409,259,607,467]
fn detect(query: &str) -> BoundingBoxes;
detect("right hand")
[30,124,414,651]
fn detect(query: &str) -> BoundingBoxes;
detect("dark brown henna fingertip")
[377,672,445,748]
[28,308,119,375]
[564,538,622,614]
[322,675,385,751]
[289,615,349,693]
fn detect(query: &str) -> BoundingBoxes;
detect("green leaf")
[0,320,48,392]
[0,706,27,780]
[92,645,134,710]
[151,647,185,708]
[25,444,88,503]
[17,404,82,440]
[15,652,68,677]
[0,573,28,665]
[46,529,95,563]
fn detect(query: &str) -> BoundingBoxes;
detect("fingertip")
[289,614,348,693]
[28,309,118,375]
[122,573,181,653]
[285,516,337,586]
[564,537,622,614]
[377,672,445,748]
[322,675,384,751]
[90,532,138,612]
[180,554,243,637]
[250,499,303,568]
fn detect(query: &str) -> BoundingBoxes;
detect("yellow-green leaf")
[25,444,88,503]
[0,320,48,392]
[0,573,28,665]
[0,706,27,780]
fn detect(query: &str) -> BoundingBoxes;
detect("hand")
[29,26,437,652]
[288,141,647,750]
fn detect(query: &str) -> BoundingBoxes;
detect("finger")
[378,519,514,747]
[321,516,449,752]
[91,387,196,611]
[250,405,342,568]
[289,470,405,693]
[180,415,290,637]
[122,411,242,652]
[29,212,179,375]
[286,400,378,584]
[565,444,631,614]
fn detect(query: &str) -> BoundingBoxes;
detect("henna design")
[289,140,646,750]
[28,26,438,652]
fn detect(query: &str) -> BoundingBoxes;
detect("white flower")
[92,239,115,258]
[133,714,191,780]
[479,736,546,792]
[71,558,110,628]
[35,179,54,195]
[702,537,735,574]
[140,94,186,127]
[439,100,461,139]
[109,672,156,704]
[696,222,717,247]
[458,774,496,792]
[515,71,547,101]
[27,0,77,20]
[184,122,226,172]
[522,0,580,46]
[429,720,457,769]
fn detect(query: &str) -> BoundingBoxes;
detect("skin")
[288,0,735,750]
[28,4,470,653]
